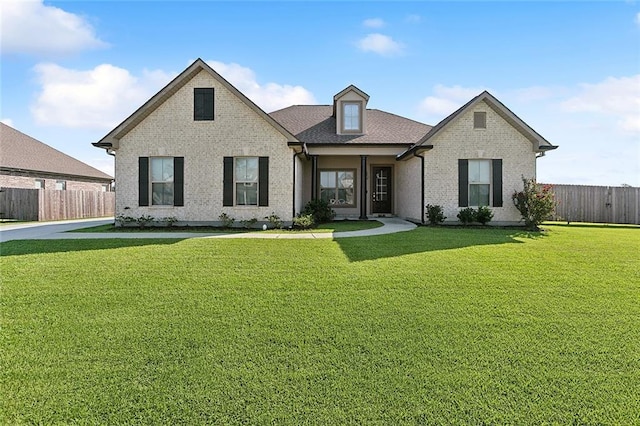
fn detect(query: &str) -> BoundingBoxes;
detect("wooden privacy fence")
[0,187,115,221]
[548,184,639,225]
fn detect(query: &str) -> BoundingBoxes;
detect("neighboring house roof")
[398,90,558,159]
[270,105,432,145]
[0,123,112,181]
[94,58,298,149]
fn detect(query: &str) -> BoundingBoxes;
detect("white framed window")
[34,179,45,189]
[151,157,174,205]
[55,180,66,190]
[468,160,490,206]
[342,102,362,133]
[235,157,259,206]
[474,111,487,129]
[320,170,355,206]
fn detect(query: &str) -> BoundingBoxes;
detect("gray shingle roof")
[0,123,112,180]
[269,105,432,145]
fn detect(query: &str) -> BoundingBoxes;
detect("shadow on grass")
[336,227,542,262]
[544,222,639,230]
[0,238,186,257]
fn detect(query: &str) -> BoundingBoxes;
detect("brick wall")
[0,174,109,192]
[424,100,537,224]
[115,70,294,223]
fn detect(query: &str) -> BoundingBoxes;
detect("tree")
[512,177,556,231]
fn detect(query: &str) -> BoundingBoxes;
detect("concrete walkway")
[0,217,416,242]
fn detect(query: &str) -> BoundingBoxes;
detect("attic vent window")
[194,88,214,121]
[474,111,486,129]
[342,102,362,133]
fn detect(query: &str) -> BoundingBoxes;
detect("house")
[93,58,556,226]
[1,123,113,191]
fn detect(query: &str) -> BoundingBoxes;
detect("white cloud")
[363,18,385,28]
[0,0,107,55]
[356,33,405,56]
[636,12,640,26]
[31,59,316,130]
[31,63,173,129]
[419,84,488,116]
[205,60,316,112]
[1,118,14,127]
[561,75,640,133]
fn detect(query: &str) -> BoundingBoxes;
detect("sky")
[1,0,639,186]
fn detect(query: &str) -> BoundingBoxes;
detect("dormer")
[333,85,369,135]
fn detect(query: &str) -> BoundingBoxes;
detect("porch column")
[311,155,318,200]
[360,155,368,220]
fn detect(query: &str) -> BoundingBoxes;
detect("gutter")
[536,144,558,158]
[396,144,433,161]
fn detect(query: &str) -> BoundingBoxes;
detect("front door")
[371,166,392,214]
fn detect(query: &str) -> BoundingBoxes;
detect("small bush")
[293,214,314,229]
[161,216,178,227]
[265,212,283,229]
[475,206,494,225]
[303,199,335,224]
[457,208,476,225]
[115,214,136,227]
[240,218,258,229]
[425,204,446,225]
[137,215,154,228]
[218,212,235,229]
[512,177,556,231]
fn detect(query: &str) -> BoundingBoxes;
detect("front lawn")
[1,225,638,424]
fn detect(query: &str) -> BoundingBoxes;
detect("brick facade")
[101,60,552,227]
[115,70,294,223]
[423,100,536,224]
[0,173,110,192]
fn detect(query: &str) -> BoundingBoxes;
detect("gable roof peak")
[93,58,298,149]
[333,84,370,102]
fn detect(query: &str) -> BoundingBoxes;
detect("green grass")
[1,225,639,424]
[70,220,382,233]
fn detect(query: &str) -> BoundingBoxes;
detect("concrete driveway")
[0,217,114,243]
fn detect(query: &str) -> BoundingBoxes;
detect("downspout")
[292,150,305,219]
[414,152,425,224]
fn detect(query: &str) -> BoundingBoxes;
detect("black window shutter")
[492,159,503,207]
[205,89,214,119]
[174,157,184,206]
[458,159,468,207]
[194,88,214,120]
[139,157,149,206]
[259,157,269,206]
[223,157,233,206]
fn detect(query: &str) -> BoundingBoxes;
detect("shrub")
[115,214,136,227]
[302,199,335,224]
[457,207,476,225]
[512,177,556,231]
[240,218,258,229]
[293,214,314,229]
[161,216,178,227]
[265,212,283,229]
[218,212,235,229]
[136,215,154,228]
[475,206,494,225]
[425,204,446,225]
